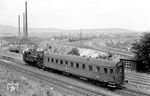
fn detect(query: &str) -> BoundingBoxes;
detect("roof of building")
[2,36,21,41]
[44,52,118,67]
[120,56,138,61]
[2,36,34,44]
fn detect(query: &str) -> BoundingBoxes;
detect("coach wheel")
[103,83,108,87]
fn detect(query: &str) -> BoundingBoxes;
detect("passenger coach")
[44,51,127,87]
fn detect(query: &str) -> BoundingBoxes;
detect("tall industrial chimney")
[25,1,28,38]
[23,12,26,37]
[18,15,20,37]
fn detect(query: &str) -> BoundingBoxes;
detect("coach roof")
[44,52,118,67]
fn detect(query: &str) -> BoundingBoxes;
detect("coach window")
[66,61,68,65]
[51,58,54,63]
[89,65,92,71]
[96,67,100,72]
[76,63,79,68]
[60,60,63,64]
[71,62,73,67]
[82,64,85,69]
[47,58,49,62]
[104,68,107,74]
[56,59,58,64]
[110,69,113,74]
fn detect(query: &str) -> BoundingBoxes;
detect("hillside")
[0,25,17,36]
[0,24,139,37]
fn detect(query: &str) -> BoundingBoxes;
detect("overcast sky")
[0,0,150,31]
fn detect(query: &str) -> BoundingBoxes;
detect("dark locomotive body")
[23,49,44,67]
[23,49,127,87]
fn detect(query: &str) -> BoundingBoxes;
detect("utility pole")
[60,32,62,39]
[80,29,82,48]
[18,15,20,37]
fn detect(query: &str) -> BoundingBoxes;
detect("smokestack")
[18,15,20,37]
[25,1,28,38]
[23,12,26,37]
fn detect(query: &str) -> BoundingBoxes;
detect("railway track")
[125,70,150,85]
[93,42,132,55]
[84,41,133,57]
[0,59,118,96]
[82,41,150,85]
[0,56,150,96]
[126,71,150,79]
[0,89,6,96]
[126,73,150,85]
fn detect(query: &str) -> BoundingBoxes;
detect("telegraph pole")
[60,32,62,39]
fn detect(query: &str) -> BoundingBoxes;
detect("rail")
[0,52,149,96]
[0,56,116,96]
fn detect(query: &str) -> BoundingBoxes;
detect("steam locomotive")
[23,49,44,68]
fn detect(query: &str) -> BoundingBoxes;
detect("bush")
[132,32,150,72]
[46,90,54,96]
[67,48,80,56]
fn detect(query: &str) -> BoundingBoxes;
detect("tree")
[107,52,113,60]
[67,47,80,56]
[98,53,108,60]
[132,32,150,71]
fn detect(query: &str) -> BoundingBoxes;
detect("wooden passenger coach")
[44,52,126,86]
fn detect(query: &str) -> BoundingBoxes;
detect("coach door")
[116,63,124,83]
